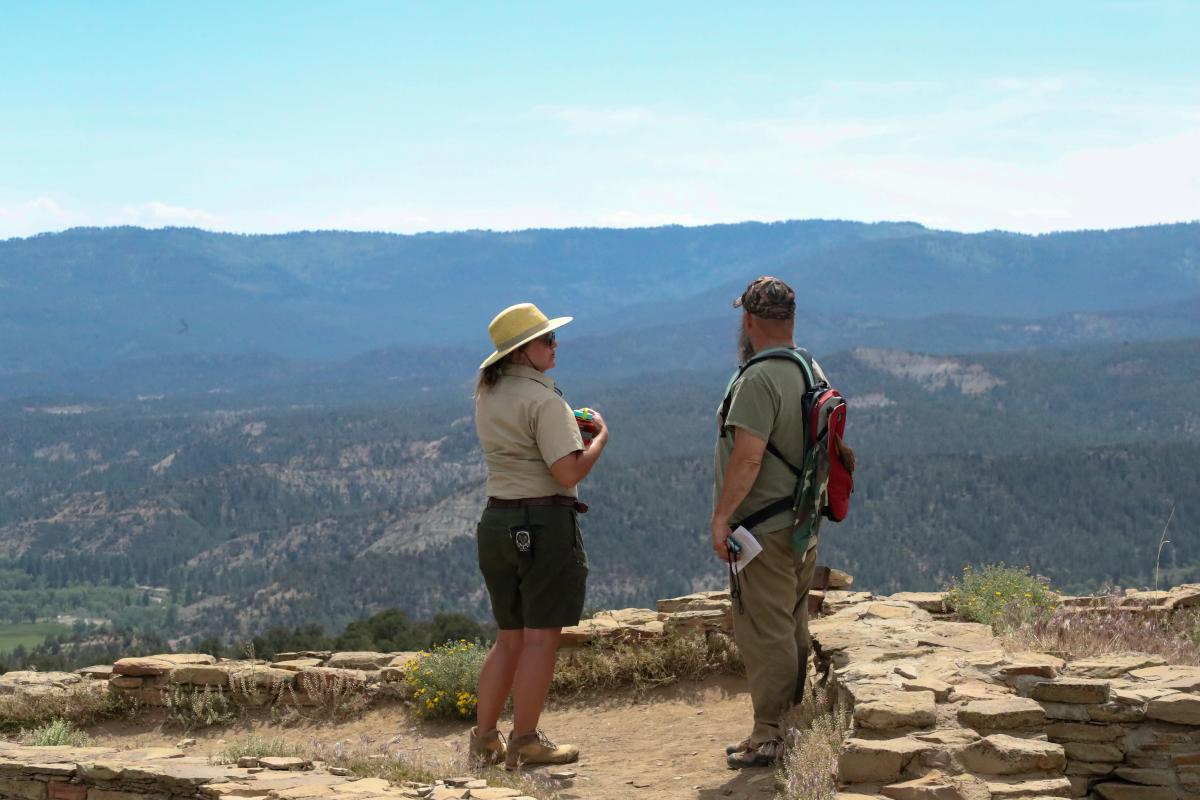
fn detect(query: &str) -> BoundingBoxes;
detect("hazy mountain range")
[1,221,1198,643]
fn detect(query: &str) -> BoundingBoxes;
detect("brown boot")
[505,729,579,770]
[469,727,507,766]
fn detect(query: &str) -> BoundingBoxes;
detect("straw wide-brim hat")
[479,303,573,369]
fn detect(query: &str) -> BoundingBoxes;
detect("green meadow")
[0,622,71,655]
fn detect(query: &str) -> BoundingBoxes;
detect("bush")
[0,686,135,735]
[946,564,1057,631]
[551,631,742,697]
[403,640,486,720]
[777,679,850,800]
[19,718,92,747]
[162,685,237,730]
[212,734,299,764]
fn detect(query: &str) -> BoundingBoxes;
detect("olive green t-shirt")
[476,364,584,499]
[714,353,825,536]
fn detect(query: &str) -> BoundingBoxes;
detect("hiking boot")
[469,727,507,766]
[726,739,784,769]
[505,729,579,770]
[724,737,751,755]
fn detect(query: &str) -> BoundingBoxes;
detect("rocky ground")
[2,580,1200,800]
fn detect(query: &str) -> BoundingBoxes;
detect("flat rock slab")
[958,697,1046,731]
[1094,782,1177,800]
[957,734,1066,775]
[887,592,949,613]
[1045,721,1124,742]
[1031,678,1110,704]
[113,653,216,676]
[325,652,394,670]
[854,691,937,731]
[1066,654,1166,679]
[839,737,930,783]
[985,777,1072,798]
[259,757,312,771]
[1145,692,1200,724]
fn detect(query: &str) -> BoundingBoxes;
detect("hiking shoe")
[469,727,507,766]
[724,737,752,755]
[726,739,784,770]
[505,729,579,770]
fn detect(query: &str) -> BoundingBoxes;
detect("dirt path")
[86,675,782,799]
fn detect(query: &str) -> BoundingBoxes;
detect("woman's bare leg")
[475,629,524,733]
[511,627,562,735]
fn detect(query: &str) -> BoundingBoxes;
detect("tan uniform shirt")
[476,364,584,499]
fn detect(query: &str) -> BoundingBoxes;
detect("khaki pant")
[731,527,818,744]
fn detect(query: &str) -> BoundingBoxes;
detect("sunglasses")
[538,331,557,347]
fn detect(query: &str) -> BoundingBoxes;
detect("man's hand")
[711,518,733,563]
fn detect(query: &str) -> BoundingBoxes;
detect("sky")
[1,1,1198,239]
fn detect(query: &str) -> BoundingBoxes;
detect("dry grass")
[777,675,850,800]
[309,736,558,799]
[550,631,742,697]
[0,686,137,735]
[19,718,93,747]
[1004,600,1200,665]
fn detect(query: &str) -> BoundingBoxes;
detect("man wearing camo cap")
[712,275,828,769]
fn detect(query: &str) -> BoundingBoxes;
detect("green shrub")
[212,734,299,764]
[162,685,237,730]
[403,640,486,720]
[946,564,1057,631]
[19,718,92,747]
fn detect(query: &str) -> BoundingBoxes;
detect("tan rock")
[986,777,1072,798]
[113,653,215,676]
[170,664,232,685]
[469,790,521,800]
[1066,761,1117,777]
[957,734,1066,775]
[854,691,936,730]
[864,603,918,620]
[272,658,324,671]
[1145,692,1200,724]
[1067,654,1166,679]
[1094,783,1176,800]
[228,666,296,688]
[1128,665,1200,689]
[656,590,730,614]
[838,737,930,783]
[887,592,948,613]
[1031,679,1110,704]
[259,756,311,771]
[1086,701,1145,723]
[332,778,390,793]
[324,652,392,670]
[881,771,964,800]
[1165,584,1200,610]
[662,608,730,634]
[108,676,143,689]
[903,677,952,703]
[1068,776,1090,797]
[271,651,331,662]
[998,652,1066,680]
[957,697,1045,731]
[828,569,854,589]
[949,682,1014,703]
[1045,722,1124,742]
[1113,768,1175,786]
[75,665,113,678]
[1063,742,1123,762]
[86,791,146,800]
[429,789,468,800]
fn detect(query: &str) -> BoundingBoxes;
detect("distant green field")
[0,623,71,655]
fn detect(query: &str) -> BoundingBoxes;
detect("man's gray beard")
[737,326,755,365]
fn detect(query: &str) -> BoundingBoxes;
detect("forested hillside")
[2,338,1195,643]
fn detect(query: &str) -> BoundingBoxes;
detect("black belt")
[487,495,588,513]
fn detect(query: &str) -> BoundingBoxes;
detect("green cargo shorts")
[476,505,589,630]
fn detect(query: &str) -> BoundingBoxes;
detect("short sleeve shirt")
[476,364,584,499]
[713,354,825,535]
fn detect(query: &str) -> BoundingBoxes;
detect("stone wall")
[0,742,533,800]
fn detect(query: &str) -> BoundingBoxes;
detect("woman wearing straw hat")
[469,302,609,769]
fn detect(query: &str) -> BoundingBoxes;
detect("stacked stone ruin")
[1,576,1198,799]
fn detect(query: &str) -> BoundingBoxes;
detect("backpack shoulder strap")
[718,347,815,469]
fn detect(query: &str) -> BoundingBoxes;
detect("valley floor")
[86,674,778,800]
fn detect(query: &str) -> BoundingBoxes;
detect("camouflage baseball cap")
[732,276,796,320]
